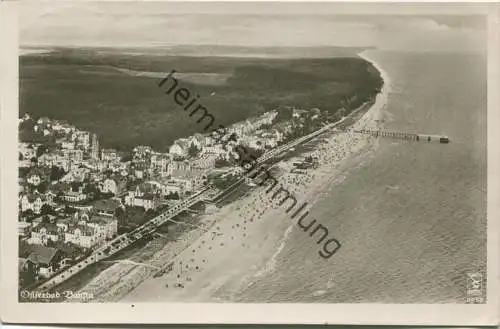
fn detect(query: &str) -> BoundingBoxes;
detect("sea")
[226,50,487,303]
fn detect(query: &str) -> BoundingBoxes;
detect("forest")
[20,48,383,151]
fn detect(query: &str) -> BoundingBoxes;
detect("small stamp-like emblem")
[466,272,484,303]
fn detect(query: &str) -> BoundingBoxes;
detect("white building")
[124,185,159,210]
[61,140,75,150]
[19,143,40,160]
[64,213,117,249]
[101,149,120,161]
[99,177,126,196]
[30,222,61,245]
[150,154,170,173]
[63,191,87,203]
[63,149,84,162]
[169,143,187,157]
[27,172,43,186]
[20,194,48,214]
[19,222,31,237]
[38,152,71,171]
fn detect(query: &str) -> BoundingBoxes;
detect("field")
[20,47,383,151]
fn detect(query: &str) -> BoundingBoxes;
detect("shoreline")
[68,52,390,303]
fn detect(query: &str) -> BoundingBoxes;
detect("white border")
[1,1,499,325]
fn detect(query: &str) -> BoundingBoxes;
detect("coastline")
[69,52,391,303]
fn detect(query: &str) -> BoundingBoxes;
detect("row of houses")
[19,212,118,280]
[22,202,121,247]
[29,213,117,249]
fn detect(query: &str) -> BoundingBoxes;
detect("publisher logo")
[466,272,484,304]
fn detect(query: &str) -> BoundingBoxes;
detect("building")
[92,198,124,217]
[91,133,100,160]
[191,154,217,170]
[166,159,191,175]
[60,139,75,150]
[133,145,152,159]
[201,145,227,158]
[38,151,71,171]
[63,191,87,203]
[30,221,61,245]
[124,184,160,210]
[162,180,183,195]
[150,154,170,173]
[52,122,74,134]
[26,245,65,278]
[169,139,190,157]
[101,148,120,161]
[26,170,43,186]
[60,167,88,183]
[63,149,84,162]
[19,143,40,161]
[42,190,56,205]
[99,177,127,196]
[64,212,117,249]
[19,222,31,237]
[73,131,91,150]
[168,169,208,194]
[20,193,48,214]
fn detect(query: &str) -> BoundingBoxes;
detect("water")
[231,50,487,303]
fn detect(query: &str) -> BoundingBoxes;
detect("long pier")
[352,129,450,143]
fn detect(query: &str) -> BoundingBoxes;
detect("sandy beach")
[73,52,391,303]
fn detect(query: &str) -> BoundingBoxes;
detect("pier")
[352,129,450,143]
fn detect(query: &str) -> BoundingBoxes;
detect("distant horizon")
[19,44,375,59]
[20,44,373,49]
[20,2,486,54]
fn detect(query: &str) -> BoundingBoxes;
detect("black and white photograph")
[0,0,498,325]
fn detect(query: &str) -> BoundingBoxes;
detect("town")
[17,106,330,290]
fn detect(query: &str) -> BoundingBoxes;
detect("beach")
[72,52,390,302]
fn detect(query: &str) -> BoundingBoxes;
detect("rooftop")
[27,245,60,265]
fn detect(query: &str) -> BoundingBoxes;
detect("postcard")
[1,0,498,325]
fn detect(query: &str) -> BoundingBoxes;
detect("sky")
[20,1,487,53]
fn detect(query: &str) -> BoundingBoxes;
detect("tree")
[36,181,48,193]
[71,181,82,192]
[187,142,200,158]
[165,191,180,200]
[121,152,133,162]
[64,205,77,214]
[21,209,35,220]
[114,206,125,218]
[214,157,231,168]
[36,145,48,158]
[54,191,64,203]
[83,183,100,200]
[40,204,55,216]
[50,166,66,181]
[228,132,239,143]
[41,214,51,223]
